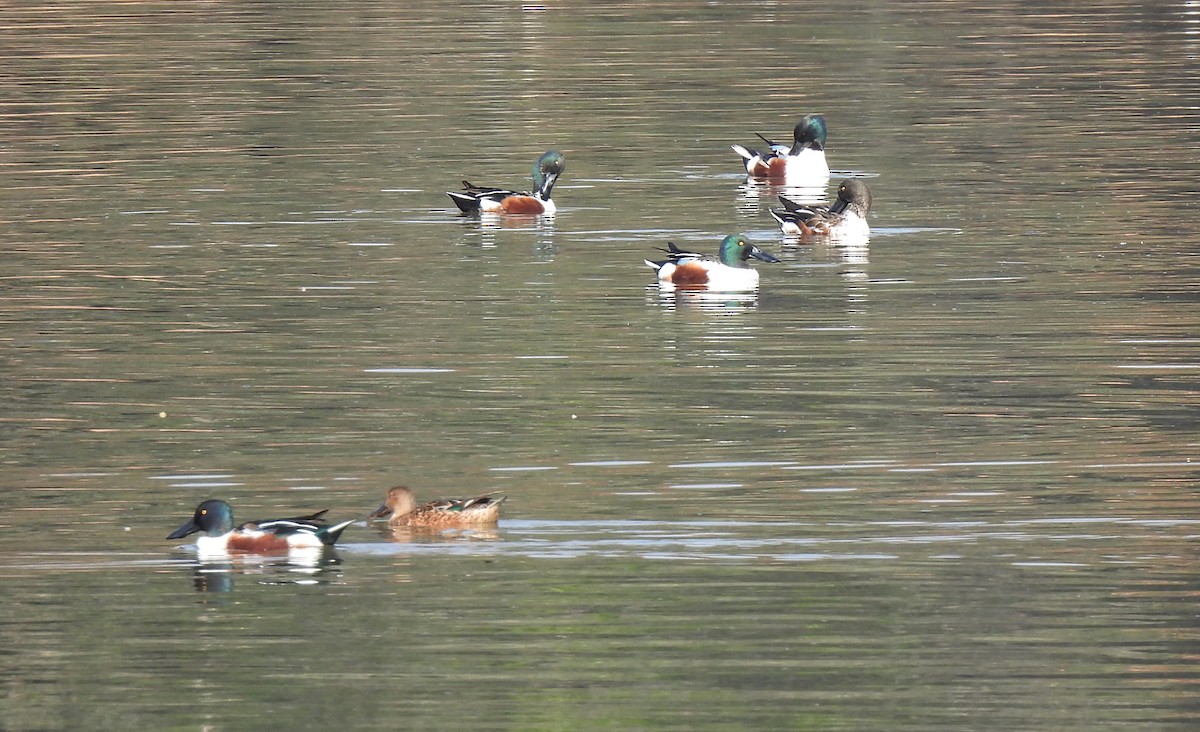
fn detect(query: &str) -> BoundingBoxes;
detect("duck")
[645,234,780,291]
[770,178,872,241]
[367,485,507,528]
[731,114,830,185]
[447,150,565,215]
[166,499,353,554]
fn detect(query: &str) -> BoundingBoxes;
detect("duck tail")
[447,191,480,213]
[319,518,356,546]
[730,143,756,162]
[474,492,508,508]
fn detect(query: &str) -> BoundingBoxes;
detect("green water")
[2,1,1198,729]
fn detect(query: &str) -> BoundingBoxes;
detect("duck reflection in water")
[374,525,502,543]
[455,212,557,259]
[185,550,344,594]
[649,287,761,314]
[736,178,829,217]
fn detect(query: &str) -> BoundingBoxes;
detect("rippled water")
[3,1,1199,729]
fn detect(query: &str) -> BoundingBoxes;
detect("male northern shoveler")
[166,499,353,554]
[731,114,830,184]
[447,150,565,215]
[769,178,872,241]
[644,234,781,291]
[367,485,507,528]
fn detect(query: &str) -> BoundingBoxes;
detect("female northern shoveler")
[166,499,353,554]
[447,150,565,215]
[644,234,781,291]
[769,178,872,241]
[731,114,830,184]
[367,485,507,528]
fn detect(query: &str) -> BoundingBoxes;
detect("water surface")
[2,1,1198,729]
